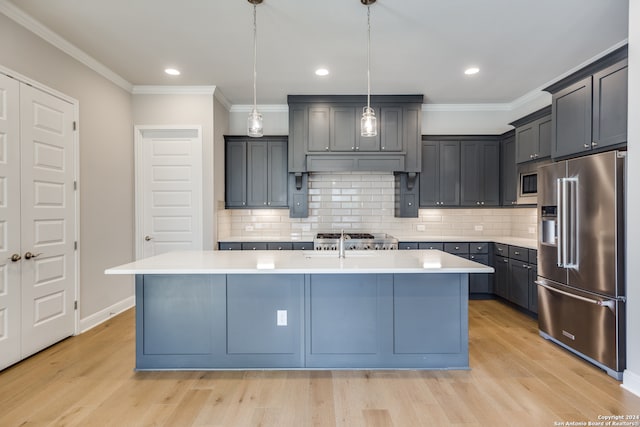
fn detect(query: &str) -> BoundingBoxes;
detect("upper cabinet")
[419,139,460,207]
[225,136,288,209]
[510,106,552,163]
[544,45,627,160]
[287,95,423,173]
[460,140,501,206]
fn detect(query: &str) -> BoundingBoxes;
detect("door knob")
[9,254,22,262]
[24,252,42,260]
[145,236,153,241]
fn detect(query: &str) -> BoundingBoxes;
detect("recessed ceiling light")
[164,68,181,76]
[315,68,329,76]
[464,67,480,75]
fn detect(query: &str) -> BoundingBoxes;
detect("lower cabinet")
[218,242,312,251]
[492,244,538,314]
[136,273,469,370]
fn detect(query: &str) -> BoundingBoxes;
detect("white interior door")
[19,83,75,358]
[137,127,203,258]
[0,73,21,369]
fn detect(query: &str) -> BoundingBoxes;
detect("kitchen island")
[105,250,493,371]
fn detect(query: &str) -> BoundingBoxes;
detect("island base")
[135,273,469,370]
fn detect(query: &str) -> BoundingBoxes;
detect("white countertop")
[218,235,538,250]
[105,250,494,275]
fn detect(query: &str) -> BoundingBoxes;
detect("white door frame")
[0,65,80,336]
[134,125,203,260]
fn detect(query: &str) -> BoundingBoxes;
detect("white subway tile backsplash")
[217,172,538,241]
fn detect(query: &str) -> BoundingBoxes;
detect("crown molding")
[0,0,133,93]
[230,104,289,113]
[213,88,232,110]
[132,85,217,95]
[422,103,511,112]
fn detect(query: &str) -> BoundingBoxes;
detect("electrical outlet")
[528,227,536,234]
[416,224,426,232]
[277,310,287,326]
[474,225,483,231]
[245,225,254,231]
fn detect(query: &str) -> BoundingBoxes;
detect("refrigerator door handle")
[557,178,565,267]
[535,281,616,312]
[566,177,578,268]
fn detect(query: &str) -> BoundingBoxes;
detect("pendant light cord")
[367,5,371,109]
[253,4,258,110]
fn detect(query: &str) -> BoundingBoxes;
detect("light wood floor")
[1,300,639,427]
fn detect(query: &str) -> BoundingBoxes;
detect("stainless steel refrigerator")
[537,150,626,380]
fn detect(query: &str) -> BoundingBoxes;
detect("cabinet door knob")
[408,202,413,206]
[455,246,460,250]
[584,143,590,149]
[145,235,153,241]
[515,251,520,255]
[325,147,329,151]
[504,259,508,263]
[592,141,598,147]
[9,254,22,262]
[530,154,534,159]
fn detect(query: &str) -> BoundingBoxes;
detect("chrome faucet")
[338,229,346,258]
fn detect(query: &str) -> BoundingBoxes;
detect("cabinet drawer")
[267,242,293,251]
[444,243,469,255]
[494,243,508,256]
[528,249,538,264]
[399,242,419,250]
[418,242,444,251]
[469,253,489,266]
[219,242,242,250]
[469,243,488,254]
[292,242,313,251]
[509,246,528,262]
[241,242,268,250]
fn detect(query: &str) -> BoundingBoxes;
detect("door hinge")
[74,181,77,190]
[73,121,77,131]
[74,300,78,310]
[74,241,78,250]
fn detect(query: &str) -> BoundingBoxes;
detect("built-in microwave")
[517,159,552,205]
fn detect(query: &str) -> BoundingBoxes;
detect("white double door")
[0,73,76,370]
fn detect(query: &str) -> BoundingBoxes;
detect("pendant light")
[247,0,263,137]
[360,0,377,137]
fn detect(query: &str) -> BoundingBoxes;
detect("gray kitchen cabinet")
[550,76,593,159]
[226,274,304,365]
[292,242,313,251]
[468,254,490,294]
[419,139,460,207]
[307,106,330,152]
[394,172,419,218]
[225,136,288,209]
[267,242,293,251]
[544,46,627,160]
[592,59,628,149]
[509,259,530,309]
[380,107,403,152]
[241,242,268,250]
[225,139,247,207]
[219,242,242,250]
[493,255,509,299]
[528,264,538,314]
[501,131,517,206]
[287,95,423,173]
[460,139,500,206]
[398,242,419,250]
[512,107,552,163]
[418,242,444,250]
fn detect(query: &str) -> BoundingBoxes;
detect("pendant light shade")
[360,0,377,137]
[247,0,263,137]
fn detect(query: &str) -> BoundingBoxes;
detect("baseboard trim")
[622,369,640,397]
[79,296,135,333]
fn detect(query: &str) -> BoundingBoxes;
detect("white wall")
[623,0,640,397]
[0,13,135,327]
[132,92,216,250]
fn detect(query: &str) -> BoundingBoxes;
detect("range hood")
[287,95,423,174]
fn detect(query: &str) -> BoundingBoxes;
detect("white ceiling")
[3,0,629,106]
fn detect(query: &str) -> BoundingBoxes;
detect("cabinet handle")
[355,147,360,151]
[498,247,503,252]
[455,246,460,250]
[514,251,520,255]
[533,153,538,158]
[503,258,508,263]
[351,147,355,150]
[325,147,329,151]
[381,146,385,150]
[477,246,482,250]
[481,202,485,205]
[523,264,528,268]
[408,202,413,206]
[592,141,598,147]
[530,154,534,159]
[584,143,590,149]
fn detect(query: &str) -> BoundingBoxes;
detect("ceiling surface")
[4,0,629,105]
